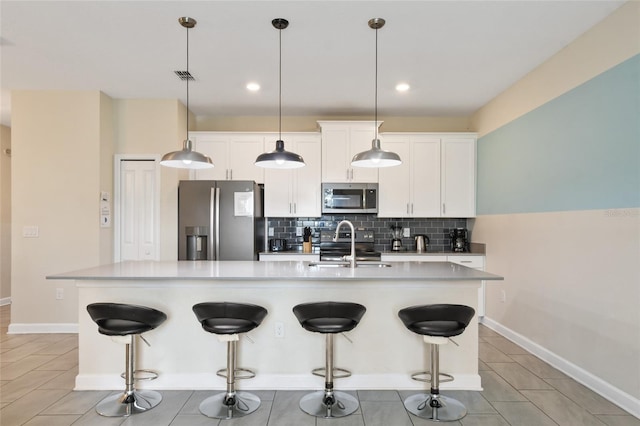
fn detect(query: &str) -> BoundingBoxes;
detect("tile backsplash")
[267,215,467,252]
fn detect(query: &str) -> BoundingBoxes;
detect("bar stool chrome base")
[199,391,261,419]
[404,393,467,422]
[300,390,359,418]
[96,389,163,417]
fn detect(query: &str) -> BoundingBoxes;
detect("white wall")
[8,95,193,330]
[112,99,190,261]
[0,125,11,304]
[196,115,471,133]
[10,91,108,327]
[470,2,640,415]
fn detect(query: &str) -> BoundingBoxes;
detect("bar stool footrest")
[216,367,256,380]
[119,369,159,381]
[410,370,454,383]
[311,367,351,379]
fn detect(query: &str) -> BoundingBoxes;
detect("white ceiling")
[0,1,625,127]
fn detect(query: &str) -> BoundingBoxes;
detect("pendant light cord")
[186,24,190,139]
[374,26,378,141]
[278,26,282,141]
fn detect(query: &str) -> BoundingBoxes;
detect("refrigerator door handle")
[214,187,221,260]
[209,187,215,260]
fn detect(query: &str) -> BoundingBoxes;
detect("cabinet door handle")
[350,169,354,180]
[294,203,297,214]
[225,169,229,180]
[229,169,233,180]
[346,169,350,180]
[411,203,414,214]
[406,203,410,214]
[442,203,446,214]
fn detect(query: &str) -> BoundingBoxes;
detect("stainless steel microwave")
[322,183,378,214]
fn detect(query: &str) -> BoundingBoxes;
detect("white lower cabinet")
[447,256,485,317]
[259,253,320,262]
[381,255,447,262]
[382,254,485,317]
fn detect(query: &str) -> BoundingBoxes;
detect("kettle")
[415,234,429,253]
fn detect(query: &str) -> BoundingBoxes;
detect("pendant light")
[161,17,214,170]
[351,18,402,168]
[255,18,305,169]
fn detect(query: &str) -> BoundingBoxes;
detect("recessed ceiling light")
[396,83,410,92]
[246,82,260,91]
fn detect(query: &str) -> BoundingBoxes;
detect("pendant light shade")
[351,138,402,168]
[161,17,214,170]
[351,18,401,168]
[255,18,305,169]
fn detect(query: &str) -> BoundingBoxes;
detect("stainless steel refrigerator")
[178,180,265,261]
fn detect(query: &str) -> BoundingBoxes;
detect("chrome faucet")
[334,220,356,268]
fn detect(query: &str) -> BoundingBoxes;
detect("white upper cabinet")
[189,132,265,183]
[378,134,441,217]
[264,133,322,218]
[441,137,476,217]
[319,121,379,183]
[378,133,476,218]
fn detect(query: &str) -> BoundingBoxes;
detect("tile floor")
[1,304,638,426]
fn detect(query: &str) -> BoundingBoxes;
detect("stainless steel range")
[319,229,381,262]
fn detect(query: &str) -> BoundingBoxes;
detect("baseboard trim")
[75,373,482,392]
[0,297,11,306]
[7,323,79,334]
[480,316,640,418]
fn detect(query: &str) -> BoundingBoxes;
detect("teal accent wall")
[477,54,640,215]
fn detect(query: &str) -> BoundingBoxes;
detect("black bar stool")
[293,301,366,418]
[398,304,475,422]
[86,302,167,417]
[192,302,268,419]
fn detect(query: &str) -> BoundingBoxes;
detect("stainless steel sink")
[309,261,392,268]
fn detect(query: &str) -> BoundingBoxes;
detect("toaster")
[269,238,288,252]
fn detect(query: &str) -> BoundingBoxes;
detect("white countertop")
[47,260,503,282]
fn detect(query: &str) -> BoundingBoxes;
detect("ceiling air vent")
[174,70,194,81]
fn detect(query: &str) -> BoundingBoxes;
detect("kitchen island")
[48,260,503,392]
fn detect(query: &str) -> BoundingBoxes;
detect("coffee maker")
[449,228,469,252]
[390,225,403,251]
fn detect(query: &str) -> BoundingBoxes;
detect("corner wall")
[10,91,108,327]
[470,2,640,415]
[0,125,11,304]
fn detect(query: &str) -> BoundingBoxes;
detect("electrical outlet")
[268,227,274,237]
[500,290,506,303]
[56,288,64,300]
[275,322,285,338]
[403,227,410,238]
[296,227,303,237]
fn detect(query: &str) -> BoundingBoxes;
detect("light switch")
[403,227,410,238]
[23,226,39,238]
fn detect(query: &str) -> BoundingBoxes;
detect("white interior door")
[117,158,159,261]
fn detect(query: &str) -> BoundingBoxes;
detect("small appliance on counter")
[269,238,288,252]
[450,228,470,252]
[415,234,429,253]
[390,225,403,251]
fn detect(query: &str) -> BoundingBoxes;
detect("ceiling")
[0,1,625,127]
